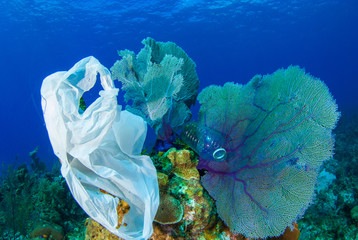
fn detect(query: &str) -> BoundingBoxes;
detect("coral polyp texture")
[196,66,340,238]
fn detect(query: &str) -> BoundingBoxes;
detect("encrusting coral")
[166,149,199,180]
[99,189,130,229]
[156,149,241,239]
[85,218,119,240]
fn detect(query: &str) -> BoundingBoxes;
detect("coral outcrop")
[30,221,64,240]
[84,148,301,240]
[85,218,119,240]
[154,191,183,225]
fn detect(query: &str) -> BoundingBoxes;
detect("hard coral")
[30,222,64,240]
[154,191,183,224]
[157,172,169,190]
[85,218,118,240]
[84,148,300,240]
[155,149,236,239]
[165,148,199,180]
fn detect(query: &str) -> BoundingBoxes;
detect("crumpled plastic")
[41,56,159,240]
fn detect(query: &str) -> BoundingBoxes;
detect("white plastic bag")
[41,56,159,240]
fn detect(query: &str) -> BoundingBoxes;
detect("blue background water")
[0,0,357,169]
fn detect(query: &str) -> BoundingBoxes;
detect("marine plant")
[111,37,199,139]
[192,66,340,238]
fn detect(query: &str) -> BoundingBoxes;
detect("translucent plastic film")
[41,56,159,240]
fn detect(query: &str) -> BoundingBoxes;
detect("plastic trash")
[41,56,159,240]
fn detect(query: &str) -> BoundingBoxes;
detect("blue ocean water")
[0,0,357,170]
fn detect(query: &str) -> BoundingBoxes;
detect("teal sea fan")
[111,37,199,137]
[196,66,340,238]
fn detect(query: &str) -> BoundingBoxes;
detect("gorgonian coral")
[195,66,340,238]
[111,37,199,139]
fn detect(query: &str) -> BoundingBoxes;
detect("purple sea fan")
[196,66,340,239]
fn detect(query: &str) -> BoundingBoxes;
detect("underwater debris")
[181,122,230,162]
[84,148,302,240]
[41,56,159,240]
[195,66,339,238]
[37,38,341,239]
[83,148,217,239]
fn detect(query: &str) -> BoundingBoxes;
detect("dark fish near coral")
[180,122,229,162]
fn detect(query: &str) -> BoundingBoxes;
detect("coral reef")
[298,114,358,239]
[111,37,199,139]
[154,191,183,225]
[0,152,86,239]
[23,38,349,239]
[85,218,119,240]
[82,65,341,240]
[0,164,33,237]
[195,66,339,238]
[152,148,301,240]
[159,149,216,238]
[351,206,358,221]
[165,149,199,180]
[85,148,245,240]
[84,148,301,240]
